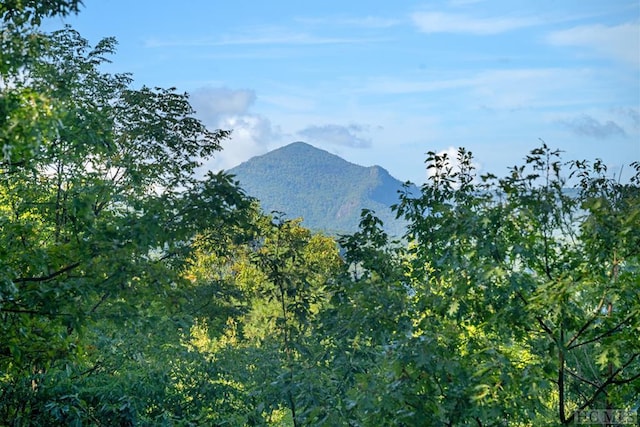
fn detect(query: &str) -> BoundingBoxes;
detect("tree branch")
[90,291,110,314]
[568,313,635,350]
[14,262,81,283]
[533,314,557,345]
[515,289,556,342]
[566,353,639,425]
[0,306,71,317]
[71,361,103,380]
[565,367,600,389]
[611,362,640,386]
[566,293,607,349]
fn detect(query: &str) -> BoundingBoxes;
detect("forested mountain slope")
[228,141,415,235]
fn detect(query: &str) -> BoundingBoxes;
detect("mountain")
[228,142,417,236]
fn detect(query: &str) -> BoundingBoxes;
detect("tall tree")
[310,145,638,426]
[181,212,345,425]
[0,25,252,424]
[1,1,84,164]
[389,144,640,425]
[241,215,343,426]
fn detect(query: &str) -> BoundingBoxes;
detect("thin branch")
[568,313,635,350]
[566,293,607,349]
[565,367,600,389]
[566,353,639,425]
[537,316,556,342]
[0,307,71,317]
[14,262,81,283]
[71,361,103,380]
[90,291,111,314]
[515,290,556,342]
[611,365,640,386]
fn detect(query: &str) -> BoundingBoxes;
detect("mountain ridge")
[228,142,415,235]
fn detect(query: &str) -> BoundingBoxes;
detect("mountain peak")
[281,141,315,150]
[229,141,414,235]
[264,142,357,167]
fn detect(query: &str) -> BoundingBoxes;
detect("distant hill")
[228,142,416,236]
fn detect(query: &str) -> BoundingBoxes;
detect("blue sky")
[45,0,640,184]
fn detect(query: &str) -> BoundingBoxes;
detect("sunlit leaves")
[0,19,255,424]
[387,144,640,424]
[320,144,639,425]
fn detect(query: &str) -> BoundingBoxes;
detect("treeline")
[1,2,639,426]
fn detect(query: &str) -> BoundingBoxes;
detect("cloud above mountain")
[189,87,277,172]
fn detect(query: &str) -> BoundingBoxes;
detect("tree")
[1,0,83,26]
[310,145,638,426]
[313,210,413,425]
[387,144,639,425]
[240,214,343,426]
[1,1,84,165]
[174,211,345,425]
[0,25,253,425]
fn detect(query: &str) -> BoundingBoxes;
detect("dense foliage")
[1,3,638,426]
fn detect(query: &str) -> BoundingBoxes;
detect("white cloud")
[298,123,372,148]
[189,87,276,173]
[215,31,383,46]
[547,22,640,68]
[357,76,475,95]
[339,16,401,28]
[411,12,539,35]
[296,15,401,29]
[212,114,277,171]
[145,26,387,48]
[470,69,572,110]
